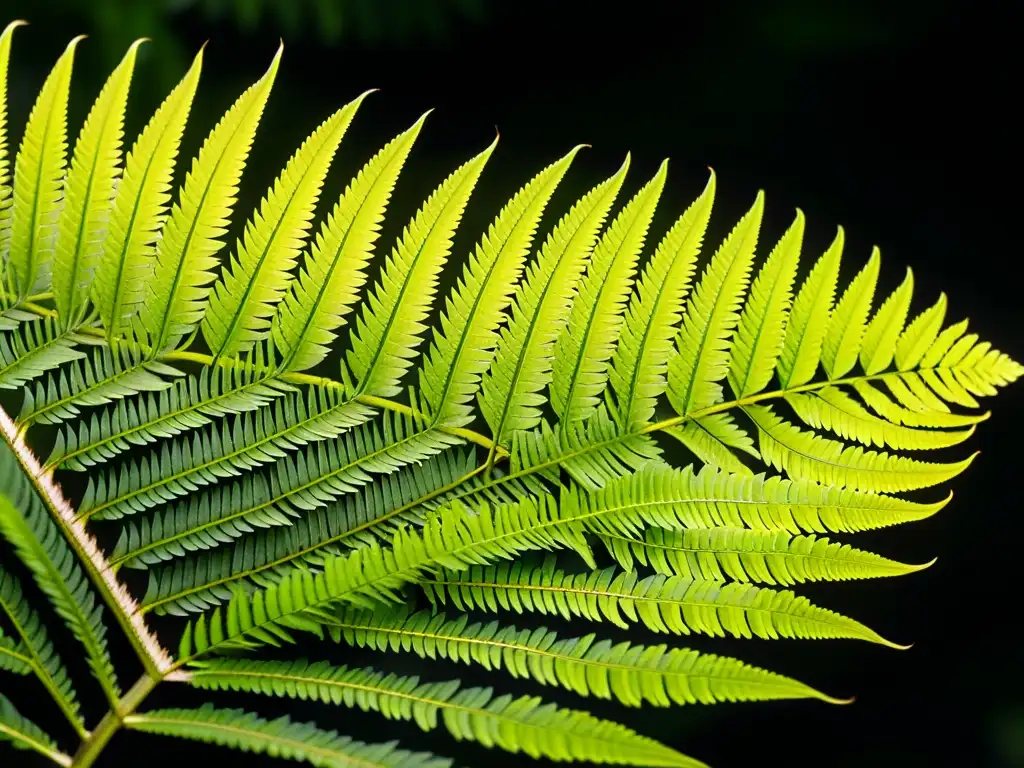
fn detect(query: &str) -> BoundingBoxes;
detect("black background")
[0,1,1021,766]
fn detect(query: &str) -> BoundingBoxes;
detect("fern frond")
[0,567,84,736]
[111,411,460,568]
[202,92,368,358]
[93,47,203,340]
[775,227,843,388]
[0,21,26,285]
[0,693,70,767]
[419,146,581,427]
[80,387,375,521]
[664,412,758,475]
[142,447,476,615]
[599,527,928,585]
[894,292,946,371]
[479,157,628,445]
[0,433,120,704]
[859,268,914,375]
[333,605,846,706]
[52,39,142,324]
[44,348,288,470]
[820,247,880,379]
[347,138,496,397]
[610,171,715,430]
[126,704,450,768]
[727,210,803,397]
[140,44,281,352]
[186,659,700,766]
[745,403,975,493]
[18,342,181,427]
[8,36,82,297]
[0,317,86,390]
[422,556,902,647]
[785,387,975,450]
[551,161,667,424]
[667,192,763,416]
[273,116,426,373]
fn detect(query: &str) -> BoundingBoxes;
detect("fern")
[0,21,1019,768]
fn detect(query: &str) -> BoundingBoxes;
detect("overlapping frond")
[8,35,81,297]
[0,430,119,704]
[140,45,282,352]
[52,39,142,325]
[0,21,26,289]
[0,567,83,736]
[186,659,699,766]
[126,704,450,768]
[332,605,846,707]
[202,93,368,358]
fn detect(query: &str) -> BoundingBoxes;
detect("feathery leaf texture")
[126,704,451,768]
[186,658,701,766]
[332,605,847,706]
[0,28,1021,768]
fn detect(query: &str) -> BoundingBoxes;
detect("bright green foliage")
[187,659,698,766]
[126,704,450,768]
[332,605,846,706]
[52,40,141,326]
[0,26,1021,768]
[9,36,81,297]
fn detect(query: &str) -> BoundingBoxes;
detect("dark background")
[0,1,1020,766]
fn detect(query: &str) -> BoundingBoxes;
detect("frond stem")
[70,673,158,768]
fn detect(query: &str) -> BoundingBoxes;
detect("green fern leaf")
[140,45,281,352]
[0,317,86,390]
[785,387,975,450]
[610,171,715,430]
[8,36,82,296]
[126,704,450,768]
[820,247,881,379]
[551,161,667,424]
[187,659,699,766]
[0,431,120,704]
[727,209,804,397]
[273,116,426,373]
[93,47,204,340]
[422,557,902,647]
[894,292,946,372]
[479,157,628,445]
[202,93,369,358]
[79,387,375,521]
[333,605,845,707]
[0,20,26,289]
[745,403,975,493]
[775,227,843,388]
[664,412,759,475]
[419,146,582,427]
[347,138,496,397]
[52,39,142,324]
[142,448,475,615]
[600,527,928,585]
[0,567,84,736]
[0,693,69,767]
[859,268,914,375]
[667,191,763,417]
